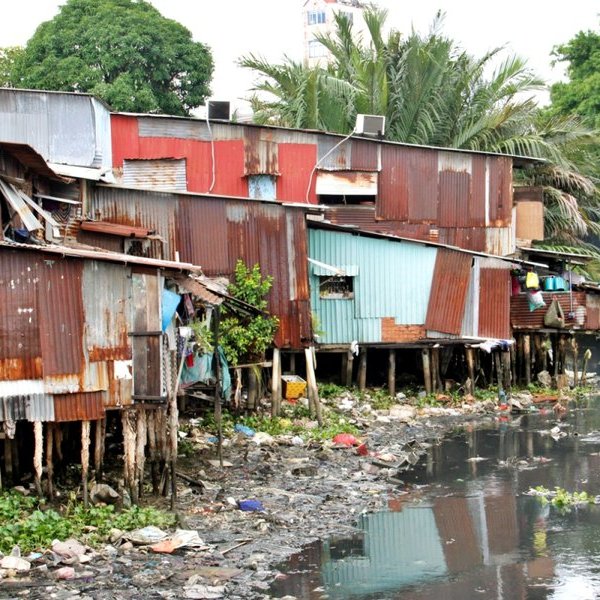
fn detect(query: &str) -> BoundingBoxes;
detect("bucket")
[554,276,567,291]
[543,277,555,291]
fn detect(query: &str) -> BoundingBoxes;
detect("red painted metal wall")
[277,143,317,203]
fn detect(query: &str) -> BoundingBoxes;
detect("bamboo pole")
[81,420,91,507]
[304,347,322,426]
[422,349,432,394]
[271,348,281,417]
[33,422,43,497]
[465,347,475,395]
[135,410,147,499]
[46,424,54,499]
[388,349,396,398]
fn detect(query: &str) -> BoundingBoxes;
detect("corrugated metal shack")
[79,184,315,349]
[110,112,541,256]
[0,239,204,499]
[308,223,543,395]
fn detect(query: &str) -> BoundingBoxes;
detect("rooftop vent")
[355,114,385,137]
[207,100,231,120]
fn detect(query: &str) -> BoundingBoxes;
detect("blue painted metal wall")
[309,228,437,344]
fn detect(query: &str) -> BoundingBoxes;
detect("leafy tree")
[550,28,600,128]
[9,0,213,115]
[220,261,279,366]
[0,47,24,87]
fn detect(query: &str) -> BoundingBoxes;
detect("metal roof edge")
[111,111,544,164]
[97,182,324,210]
[0,240,202,272]
[308,221,548,268]
[0,87,113,111]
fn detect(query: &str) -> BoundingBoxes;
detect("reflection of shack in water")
[273,484,555,599]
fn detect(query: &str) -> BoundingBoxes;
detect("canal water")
[269,398,600,599]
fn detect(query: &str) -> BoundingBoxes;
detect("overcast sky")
[1,0,598,109]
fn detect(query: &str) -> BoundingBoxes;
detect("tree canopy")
[6,0,213,115]
[550,27,600,128]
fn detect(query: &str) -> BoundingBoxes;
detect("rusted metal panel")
[105,360,133,408]
[316,171,377,195]
[277,143,317,203]
[0,380,54,421]
[91,186,178,260]
[38,259,84,378]
[177,197,230,273]
[53,391,105,422]
[80,221,151,238]
[406,149,438,222]
[478,268,511,339]
[438,170,470,227]
[244,127,279,175]
[212,141,248,197]
[350,139,379,171]
[488,156,512,226]
[511,292,587,330]
[377,145,409,220]
[516,201,544,241]
[0,397,28,422]
[317,136,351,170]
[122,158,187,192]
[438,228,487,252]
[469,155,487,226]
[425,249,472,335]
[514,186,544,203]
[586,294,600,330]
[82,261,132,362]
[25,393,55,422]
[0,249,42,380]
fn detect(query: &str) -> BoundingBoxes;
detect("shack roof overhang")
[517,246,592,266]
[0,240,202,272]
[113,111,544,166]
[0,86,113,111]
[309,221,548,269]
[0,142,73,183]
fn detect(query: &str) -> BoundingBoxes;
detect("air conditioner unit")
[207,100,231,120]
[355,114,385,137]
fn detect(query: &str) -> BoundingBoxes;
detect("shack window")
[248,175,276,201]
[319,276,354,299]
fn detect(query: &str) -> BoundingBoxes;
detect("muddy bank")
[0,391,576,599]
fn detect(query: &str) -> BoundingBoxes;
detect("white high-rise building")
[303,0,369,67]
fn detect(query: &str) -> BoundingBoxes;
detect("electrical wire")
[305,128,356,204]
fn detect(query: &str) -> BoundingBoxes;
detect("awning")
[316,171,377,196]
[47,163,116,183]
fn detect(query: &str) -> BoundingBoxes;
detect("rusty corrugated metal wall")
[425,249,473,335]
[478,268,511,339]
[511,292,588,330]
[89,186,311,348]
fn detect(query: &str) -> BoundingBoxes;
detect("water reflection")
[270,399,600,599]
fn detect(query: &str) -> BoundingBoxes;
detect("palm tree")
[241,7,599,261]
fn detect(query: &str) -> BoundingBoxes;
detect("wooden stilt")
[340,353,348,386]
[388,349,396,398]
[4,437,13,487]
[345,351,354,388]
[582,348,592,385]
[122,410,137,502]
[46,424,54,498]
[494,353,504,392]
[523,335,531,386]
[93,418,104,479]
[54,425,63,462]
[271,348,281,417]
[81,420,91,507]
[357,349,367,392]
[553,334,560,379]
[510,345,517,388]
[289,352,296,375]
[571,336,579,387]
[247,369,258,411]
[431,347,442,392]
[502,351,512,391]
[465,347,475,395]
[304,347,322,425]
[33,422,43,497]
[422,349,432,394]
[135,410,147,499]
[147,411,159,495]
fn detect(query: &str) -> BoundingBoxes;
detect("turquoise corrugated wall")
[309,229,437,344]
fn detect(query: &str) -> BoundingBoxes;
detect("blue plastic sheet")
[161,289,181,332]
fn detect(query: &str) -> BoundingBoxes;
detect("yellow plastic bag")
[525,272,540,289]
